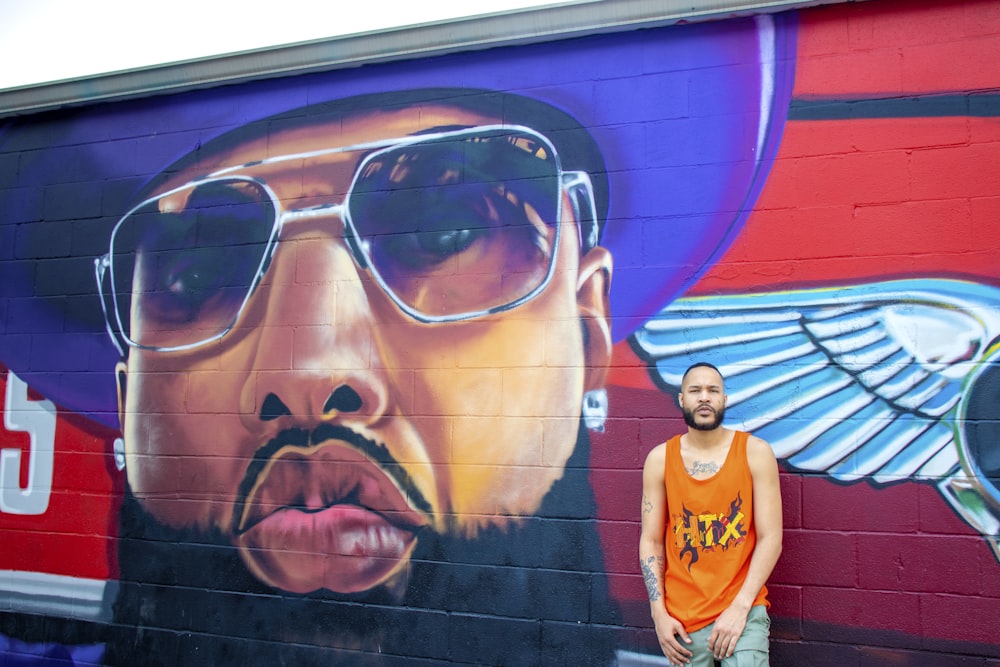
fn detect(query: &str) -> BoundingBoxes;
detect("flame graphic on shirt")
[673,493,746,570]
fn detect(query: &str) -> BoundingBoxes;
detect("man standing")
[640,362,782,666]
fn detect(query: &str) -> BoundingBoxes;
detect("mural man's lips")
[234,442,429,594]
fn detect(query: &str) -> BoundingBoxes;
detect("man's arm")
[707,435,783,660]
[640,443,693,664]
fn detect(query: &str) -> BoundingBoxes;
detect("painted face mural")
[2,2,1000,665]
[103,104,613,597]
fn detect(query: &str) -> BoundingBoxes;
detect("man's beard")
[105,424,619,667]
[682,405,725,431]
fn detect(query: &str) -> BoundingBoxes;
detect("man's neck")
[683,425,734,453]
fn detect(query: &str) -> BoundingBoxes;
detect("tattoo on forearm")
[641,555,663,602]
[642,494,652,517]
[687,460,719,477]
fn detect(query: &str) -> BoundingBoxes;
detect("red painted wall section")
[700,117,1000,287]
[0,369,120,579]
[794,0,1000,96]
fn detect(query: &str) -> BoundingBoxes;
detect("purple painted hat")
[0,15,796,426]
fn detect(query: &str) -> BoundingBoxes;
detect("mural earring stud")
[113,437,126,471]
[582,388,608,432]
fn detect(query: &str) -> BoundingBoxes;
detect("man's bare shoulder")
[643,442,668,465]
[641,443,669,503]
[642,442,669,478]
[745,434,779,472]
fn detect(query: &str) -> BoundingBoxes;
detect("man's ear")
[115,360,128,434]
[577,246,613,392]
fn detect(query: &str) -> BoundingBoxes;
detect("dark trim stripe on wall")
[790,93,1000,119]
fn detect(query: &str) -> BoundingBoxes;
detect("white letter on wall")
[1,372,56,515]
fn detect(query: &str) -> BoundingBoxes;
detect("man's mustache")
[230,422,433,534]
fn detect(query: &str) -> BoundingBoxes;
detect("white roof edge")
[0,0,849,119]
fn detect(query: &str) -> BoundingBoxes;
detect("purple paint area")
[0,635,104,666]
[0,16,796,426]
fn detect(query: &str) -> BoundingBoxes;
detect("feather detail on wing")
[632,279,1000,484]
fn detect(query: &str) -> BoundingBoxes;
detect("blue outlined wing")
[632,278,1000,484]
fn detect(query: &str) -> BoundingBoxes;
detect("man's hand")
[653,612,693,665]
[707,602,749,659]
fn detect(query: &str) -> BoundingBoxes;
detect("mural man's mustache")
[231,422,434,535]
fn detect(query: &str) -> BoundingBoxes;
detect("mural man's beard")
[105,425,619,667]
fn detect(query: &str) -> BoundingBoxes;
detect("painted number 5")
[2,371,55,515]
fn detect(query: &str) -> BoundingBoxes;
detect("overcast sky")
[0,0,563,90]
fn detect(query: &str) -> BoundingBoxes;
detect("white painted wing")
[632,279,1000,484]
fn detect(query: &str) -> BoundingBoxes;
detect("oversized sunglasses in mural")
[94,124,597,353]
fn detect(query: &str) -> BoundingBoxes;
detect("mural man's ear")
[577,246,613,394]
[115,362,128,471]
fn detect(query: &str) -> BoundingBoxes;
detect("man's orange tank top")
[663,430,769,633]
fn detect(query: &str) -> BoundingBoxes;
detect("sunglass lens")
[110,179,276,349]
[347,130,561,318]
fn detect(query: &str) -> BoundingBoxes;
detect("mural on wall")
[1,0,999,664]
[0,14,793,666]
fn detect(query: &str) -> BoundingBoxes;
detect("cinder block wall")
[0,1,998,665]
